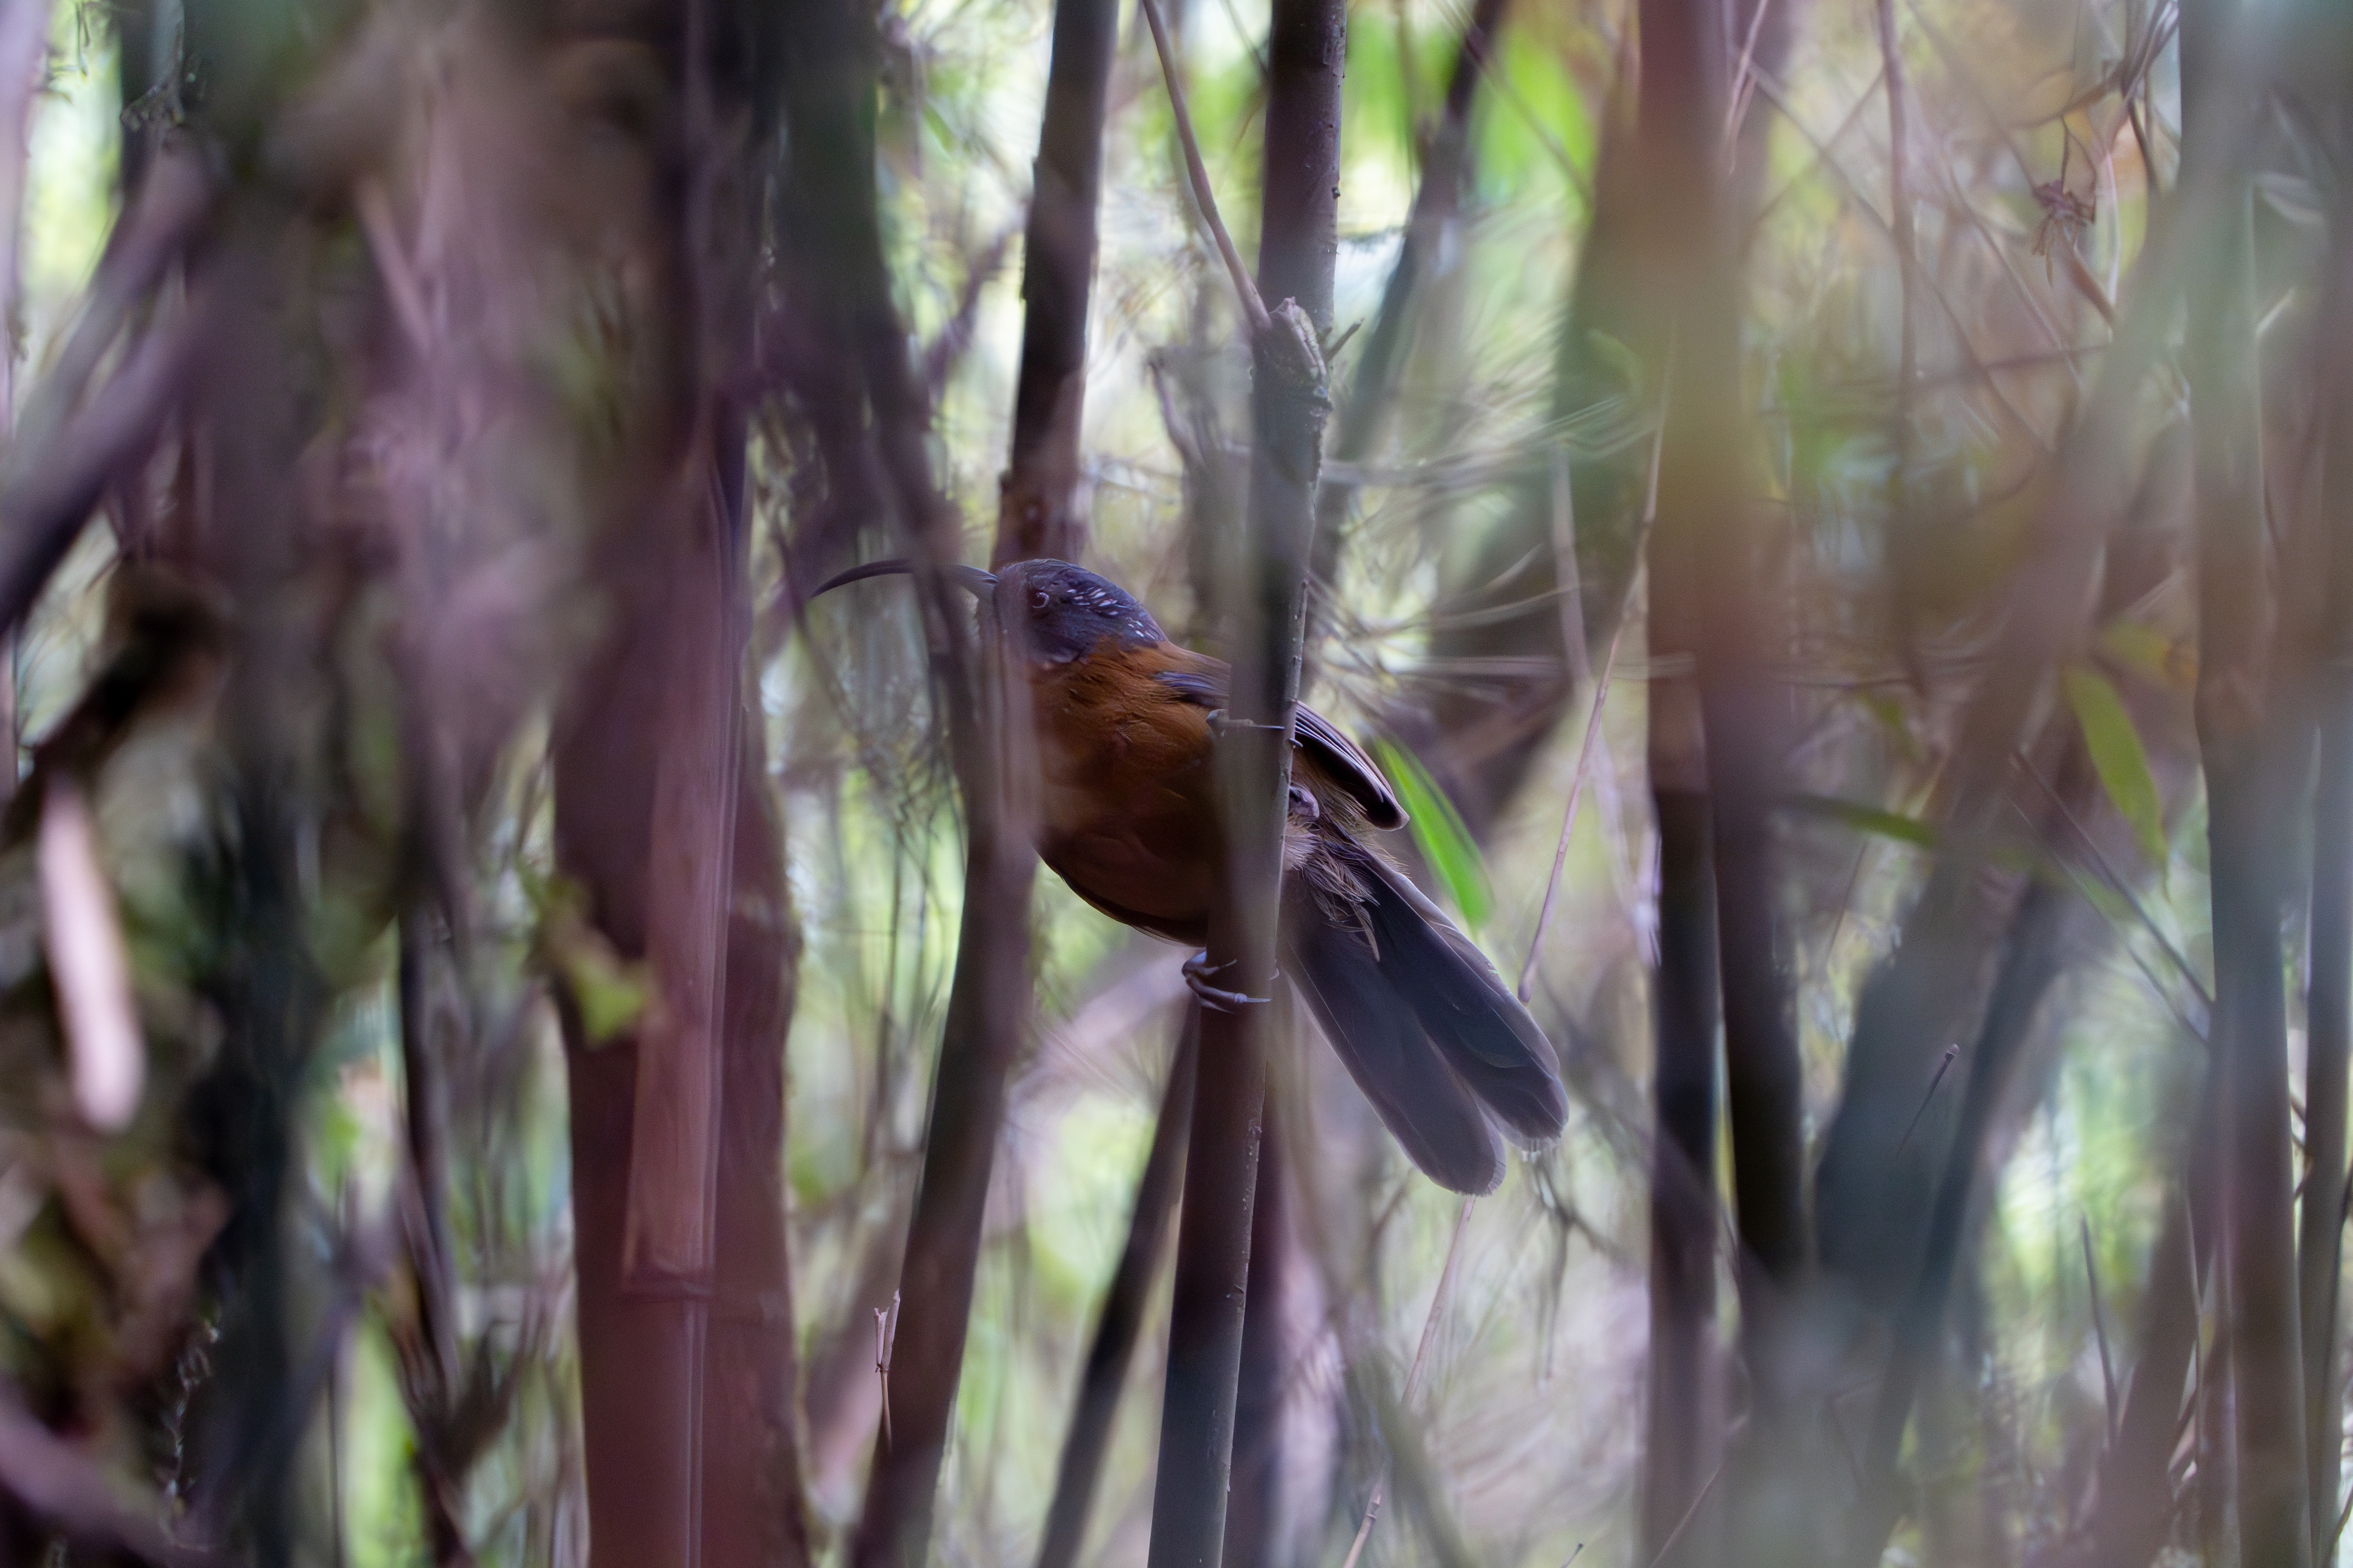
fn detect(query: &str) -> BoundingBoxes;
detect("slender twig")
[2016,753,2214,1013]
[1336,1492,1384,1568]
[1893,1042,1959,1156]
[2012,795,2208,1047]
[1550,449,1591,688]
[1641,1451,1729,1568]
[1741,67,2047,451]
[328,1249,347,1568]
[1875,0,1916,536]
[874,1290,900,1452]
[1460,28,1593,207]
[1138,0,1270,334]
[1719,0,1777,158]
[1641,356,1671,528]
[2127,94,2160,201]
[2187,1200,2210,1533]
[1406,1198,1476,1404]
[1518,367,1669,1000]
[0,146,212,634]
[1517,586,1635,1002]
[1337,1197,1478,1568]
[2084,1216,2119,1448]
[0,305,199,635]
[357,179,432,357]
[1745,67,1882,240]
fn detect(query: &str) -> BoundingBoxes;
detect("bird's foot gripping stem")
[1184,951,1274,1013]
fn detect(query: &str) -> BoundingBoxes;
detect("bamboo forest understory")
[0,0,2337,1564]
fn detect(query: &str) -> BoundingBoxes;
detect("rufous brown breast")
[1030,638,1222,944]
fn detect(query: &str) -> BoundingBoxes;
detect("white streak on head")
[39,779,143,1132]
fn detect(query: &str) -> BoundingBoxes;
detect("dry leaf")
[38,781,143,1133]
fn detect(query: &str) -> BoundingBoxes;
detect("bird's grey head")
[998,559,1165,664]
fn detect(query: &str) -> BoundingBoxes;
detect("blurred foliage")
[0,0,2333,1562]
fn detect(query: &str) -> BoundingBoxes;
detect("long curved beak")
[809,559,998,600]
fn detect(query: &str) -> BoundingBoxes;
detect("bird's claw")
[1184,951,1274,1012]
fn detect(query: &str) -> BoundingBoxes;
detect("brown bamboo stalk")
[0,148,208,639]
[1631,2,1740,1559]
[1034,1015,1197,1568]
[2199,1280,2236,1566]
[702,728,818,1568]
[2183,0,2312,1559]
[1221,1101,1291,1568]
[779,1,1042,1560]
[1145,0,1340,1557]
[995,0,1122,564]
[1839,871,2080,1568]
[1673,0,1806,1381]
[2092,1088,2221,1568]
[167,88,322,1557]
[556,465,753,1568]
[395,918,470,1568]
[1640,779,1722,1568]
[2297,209,2353,1568]
[554,9,808,1560]
[2307,710,2351,1567]
[1809,0,2261,1331]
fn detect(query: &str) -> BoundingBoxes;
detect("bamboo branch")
[1138,0,1269,337]
[1515,584,1633,1002]
[1033,1015,1196,1568]
[2091,1090,2219,1568]
[0,1385,204,1567]
[2182,0,2312,1553]
[787,0,1042,1559]
[1145,0,1339,1559]
[997,0,1122,562]
[1336,1197,1476,1568]
[2296,200,2353,1568]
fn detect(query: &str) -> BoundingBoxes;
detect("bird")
[811,555,1568,1194]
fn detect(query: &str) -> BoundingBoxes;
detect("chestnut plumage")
[812,557,1569,1194]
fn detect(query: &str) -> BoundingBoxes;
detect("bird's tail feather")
[1356,854,1570,1144]
[1284,849,1569,1194]
[1286,913,1506,1195]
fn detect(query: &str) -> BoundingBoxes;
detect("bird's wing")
[1153,655,1406,831]
[1293,705,1406,830]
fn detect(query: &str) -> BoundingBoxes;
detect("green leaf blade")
[1370,737,1494,934]
[2062,665,2168,874]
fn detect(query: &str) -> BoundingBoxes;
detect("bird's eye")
[1031,589,1051,611]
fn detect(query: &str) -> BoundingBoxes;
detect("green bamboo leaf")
[534,878,652,1045]
[1370,738,1493,933]
[2063,664,2168,873]
[2096,619,2195,692]
[1785,792,1941,850]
